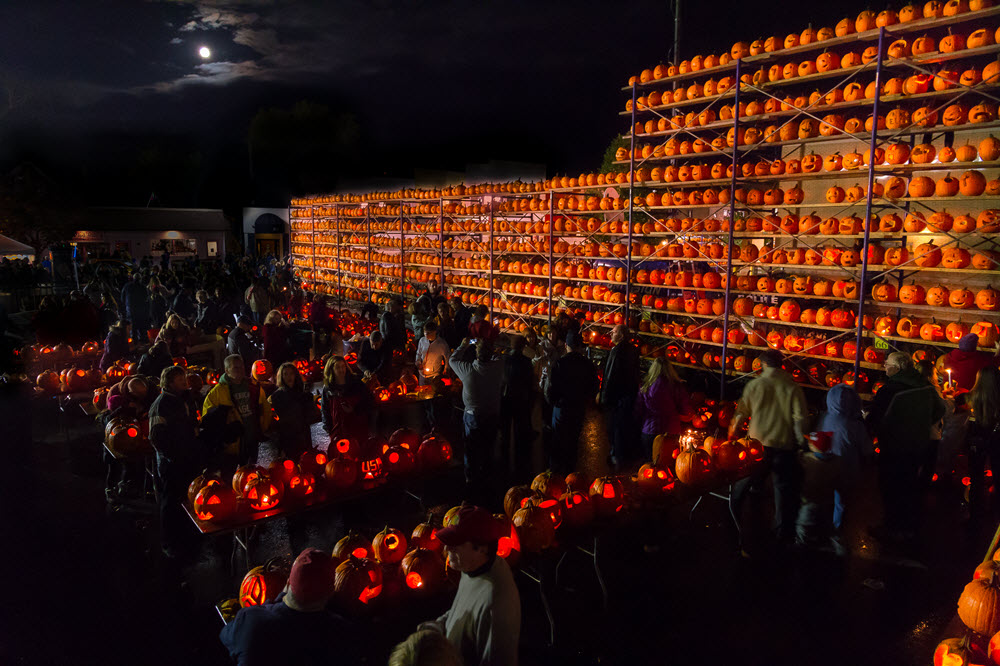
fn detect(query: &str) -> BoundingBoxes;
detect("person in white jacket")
[419,506,520,666]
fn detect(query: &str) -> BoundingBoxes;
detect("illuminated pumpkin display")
[268,459,298,487]
[243,475,284,511]
[239,557,291,607]
[192,483,236,522]
[512,504,557,551]
[105,418,149,457]
[588,476,627,517]
[714,439,749,473]
[188,472,223,505]
[334,555,383,608]
[286,470,317,500]
[932,635,988,666]
[372,526,408,564]
[251,359,273,381]
[494,513,522,565]
[383,446,416,477]
[332,531,374,563]
[410,519,442,553]
[417,435,453,468]
[299,449,328,476]
[361,455,385,481]
[331,436,359,459]
[530,470,567,500]
[401,548,446,592]
[637,463,676,497]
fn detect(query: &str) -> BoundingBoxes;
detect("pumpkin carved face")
[914,243,942,267]
[926,285,950,306]
[977,287,1000,311]
[950,288,976,309]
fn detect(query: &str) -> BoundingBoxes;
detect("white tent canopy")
[0,234,34,259]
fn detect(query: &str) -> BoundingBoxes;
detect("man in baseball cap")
[418,506,521,666]
[220,548,357,665]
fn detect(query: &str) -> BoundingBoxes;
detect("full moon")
[198,46,211,59]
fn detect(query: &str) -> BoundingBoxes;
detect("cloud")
[170,37,183,44]
[232,27,278,55]
[141,59,263,92]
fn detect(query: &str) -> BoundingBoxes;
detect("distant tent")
[0,234,35,259]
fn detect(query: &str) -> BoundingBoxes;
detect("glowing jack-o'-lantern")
[331,436,359,459]
[335,555,383,607]
[360,455,385,481]
[239,558,291,607]
[332,532,373,562]
[243,475,284,511]
[637,463,676,497]
[299,449,328,476]
[513,504,558,551]
[973,321,1000,347]
[402,548,446,593]
[383,446,416,477]
[188,472,222,505]
[286,470,317,500]
[192,484,235,522]
[588,476,628,517]
[933,634,988,666]
[105,419,150,457]
[232,464,263,496]
[714,440,749,473]
[410,519,442,553]
[417,435,453,468]
[251,359,272,381]
[372,526,408,564]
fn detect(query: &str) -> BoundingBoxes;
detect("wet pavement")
[3,387,994,665]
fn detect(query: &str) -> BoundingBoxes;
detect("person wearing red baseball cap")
[418,506,521,666]
[220,548,358,666]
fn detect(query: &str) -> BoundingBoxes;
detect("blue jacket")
[219,597,358,666]
[817,384,872,486]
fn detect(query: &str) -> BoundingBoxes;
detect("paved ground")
[2,383,993,665]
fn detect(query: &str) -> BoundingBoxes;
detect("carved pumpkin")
[335,555,384,608]
[977,287,1000,311]
[915,243,942,267]
[239,558,291,608]
[587,476,627,517]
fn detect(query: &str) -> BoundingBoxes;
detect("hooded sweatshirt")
[867,367,946,455]
[817,384,872,486]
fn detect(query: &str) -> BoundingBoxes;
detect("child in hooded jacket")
[814,384,872,542]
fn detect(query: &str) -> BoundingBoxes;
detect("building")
[242,207,289,257]
[72,207,229,261]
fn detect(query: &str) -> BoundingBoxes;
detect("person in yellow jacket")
[203,354,272,464]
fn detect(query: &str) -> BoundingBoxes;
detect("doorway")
[255,234,283,258]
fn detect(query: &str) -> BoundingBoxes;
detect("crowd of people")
[25,247,1000,665]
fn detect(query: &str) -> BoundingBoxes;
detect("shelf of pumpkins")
[601,0,1000,393]
[288,0,1000,397]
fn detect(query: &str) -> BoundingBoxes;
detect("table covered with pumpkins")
[211,411,768,645]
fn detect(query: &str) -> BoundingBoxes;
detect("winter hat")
[287,548,337,608]
[565,330,583,350]
[959,333,979,352]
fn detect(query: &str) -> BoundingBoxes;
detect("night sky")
[0,0,853,208]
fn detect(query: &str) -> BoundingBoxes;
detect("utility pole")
[673,0,681,64]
